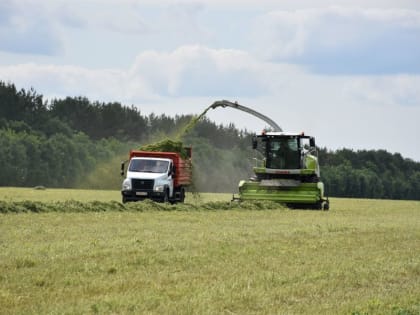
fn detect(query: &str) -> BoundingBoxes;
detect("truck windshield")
[129,159,169,173]
[266,137,300,169]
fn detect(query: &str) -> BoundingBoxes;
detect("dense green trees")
[0,128,123,187]
[0,82,127,187]
[319,148,420,200]
[50,97,149,141]
[1,81,420,199]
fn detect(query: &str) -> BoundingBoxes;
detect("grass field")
[0,188,419,314]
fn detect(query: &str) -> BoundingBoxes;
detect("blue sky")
[1,0,420,161]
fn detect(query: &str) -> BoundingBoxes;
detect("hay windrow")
[0,200,285,213]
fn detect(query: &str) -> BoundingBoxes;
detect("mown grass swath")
[0,199,284,213]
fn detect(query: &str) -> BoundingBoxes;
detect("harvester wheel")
[323,201,330,211]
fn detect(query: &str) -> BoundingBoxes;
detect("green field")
[1,188,419,314]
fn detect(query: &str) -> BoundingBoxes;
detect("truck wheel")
[180,188,185,203]
[122,196,127,204]
[162,189,169,203]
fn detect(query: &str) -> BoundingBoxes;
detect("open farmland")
[0,188,419,314]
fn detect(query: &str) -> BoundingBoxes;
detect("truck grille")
[132,179,154,190]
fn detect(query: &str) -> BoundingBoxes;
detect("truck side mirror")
[252,137,258,149]
[120,162,125,176]
[309,137,316,148]
[171,165,176,176]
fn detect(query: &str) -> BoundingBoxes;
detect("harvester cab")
[209,100,329,210]
[253,131,319,177]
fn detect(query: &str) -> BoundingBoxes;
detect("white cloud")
[347,75,420,107]
[2,45,419,110]
[84,0,420,10]
[0,45,272,101]
[85,5,150,34]
[0,63,132,101]
[252,7,420,74]
[0,0,62,55]
[129,45,268,97]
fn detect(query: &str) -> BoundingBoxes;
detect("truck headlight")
[122,179,132,191]
[154,185,164,192]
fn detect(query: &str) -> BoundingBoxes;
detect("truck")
[120,148,192,203]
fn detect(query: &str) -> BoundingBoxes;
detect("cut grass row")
[0,199,286,213]
[0,187,283,213]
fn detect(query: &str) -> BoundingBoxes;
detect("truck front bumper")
[121,190,165,202]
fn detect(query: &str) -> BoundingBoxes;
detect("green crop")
[139,105,215,159]
[139,138,189,158]
[176,105,214,139]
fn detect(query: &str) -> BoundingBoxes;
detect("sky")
[1,0,420,161]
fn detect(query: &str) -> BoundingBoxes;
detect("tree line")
[1,81,420,199]
[319,148,420,200]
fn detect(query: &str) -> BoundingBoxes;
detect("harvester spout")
[210,100,283,132]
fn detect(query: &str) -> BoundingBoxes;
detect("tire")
[122,196,127,204]
[162,189,169,203]
[179,188,185,203]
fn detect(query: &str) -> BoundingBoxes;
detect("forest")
[1,81,420,200]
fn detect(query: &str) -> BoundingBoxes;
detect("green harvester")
[210,100,329,210]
